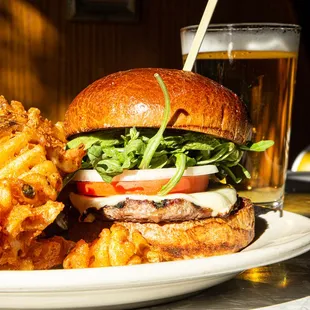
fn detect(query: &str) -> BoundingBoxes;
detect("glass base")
[254,199,284,212]
[238,187,284,210]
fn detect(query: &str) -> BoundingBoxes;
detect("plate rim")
[1,210,310,293]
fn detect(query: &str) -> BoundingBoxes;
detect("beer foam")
[181,27,300,55]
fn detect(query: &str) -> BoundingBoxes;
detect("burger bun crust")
[119,197,254,261]
[64,68,252,144]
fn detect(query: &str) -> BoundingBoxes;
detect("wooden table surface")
[284,193,310,216]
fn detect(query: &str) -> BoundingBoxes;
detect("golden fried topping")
[63,224,162,269]
[0,96,84,270]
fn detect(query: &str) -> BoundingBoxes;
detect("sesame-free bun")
[64,68,252,144]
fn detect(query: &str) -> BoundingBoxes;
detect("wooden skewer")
[183,0,218,72]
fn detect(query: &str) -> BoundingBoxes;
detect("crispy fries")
[0,131,32,169]
[64,224,161,269]
[0,145,46,178]
[63,240,91,269]
[0,237,75,270]
[0,95,165,270]
[27,236,75,270]
[89,229,111,268]
[0,96,85,270]
[0,95,164,270]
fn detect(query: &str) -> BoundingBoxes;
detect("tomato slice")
[76,175,209,196]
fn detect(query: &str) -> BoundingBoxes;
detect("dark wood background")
[0,0,309,166]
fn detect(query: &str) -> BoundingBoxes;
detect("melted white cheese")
[70,187,237,217]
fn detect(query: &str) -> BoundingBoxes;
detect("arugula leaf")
[122,127,140,145]
[97,159,123,174]
[150,154,168,169]
[66,126,275,190]
[181,141,215,152]
[238,163,251,179]
[125,139,145,157]
[95,159,123,183]
[158,153,187,195]
[139,73,171,169]
[100,138,121,148]
[95,167,114,183]
[240,140,274,152]
[224,148,243,165]
[102,147,124,164]
[184,132,221,147]
[68,132,120,150]
[186,156,196,167]
[161,135,184,148]
[220,165,242,184]
[67,127,275,189]
[129,127,140,140]
[197,145,228,165]
[122,139,145,169]
[87,145,103,164]
[67,136,97,150]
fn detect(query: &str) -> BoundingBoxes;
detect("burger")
[63,68,272,262]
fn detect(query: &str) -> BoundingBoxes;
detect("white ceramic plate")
[1,210,310,310]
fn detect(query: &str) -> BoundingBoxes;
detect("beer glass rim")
[181,23,301,33]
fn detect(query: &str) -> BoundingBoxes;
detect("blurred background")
[0,0,309,166]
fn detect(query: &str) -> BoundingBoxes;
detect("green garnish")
[66,73,274,192]
[240,140,274,152]
[139,73,171,169]
[158,153,187,195]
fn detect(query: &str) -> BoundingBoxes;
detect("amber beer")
[181,25,300,207]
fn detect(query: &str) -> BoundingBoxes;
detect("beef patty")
[81,197,240,223]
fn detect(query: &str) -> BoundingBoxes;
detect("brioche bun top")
[64,68,251,144]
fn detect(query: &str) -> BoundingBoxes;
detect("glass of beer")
[180,23,301,208]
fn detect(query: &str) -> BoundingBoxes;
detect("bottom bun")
[120,197,254,261]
